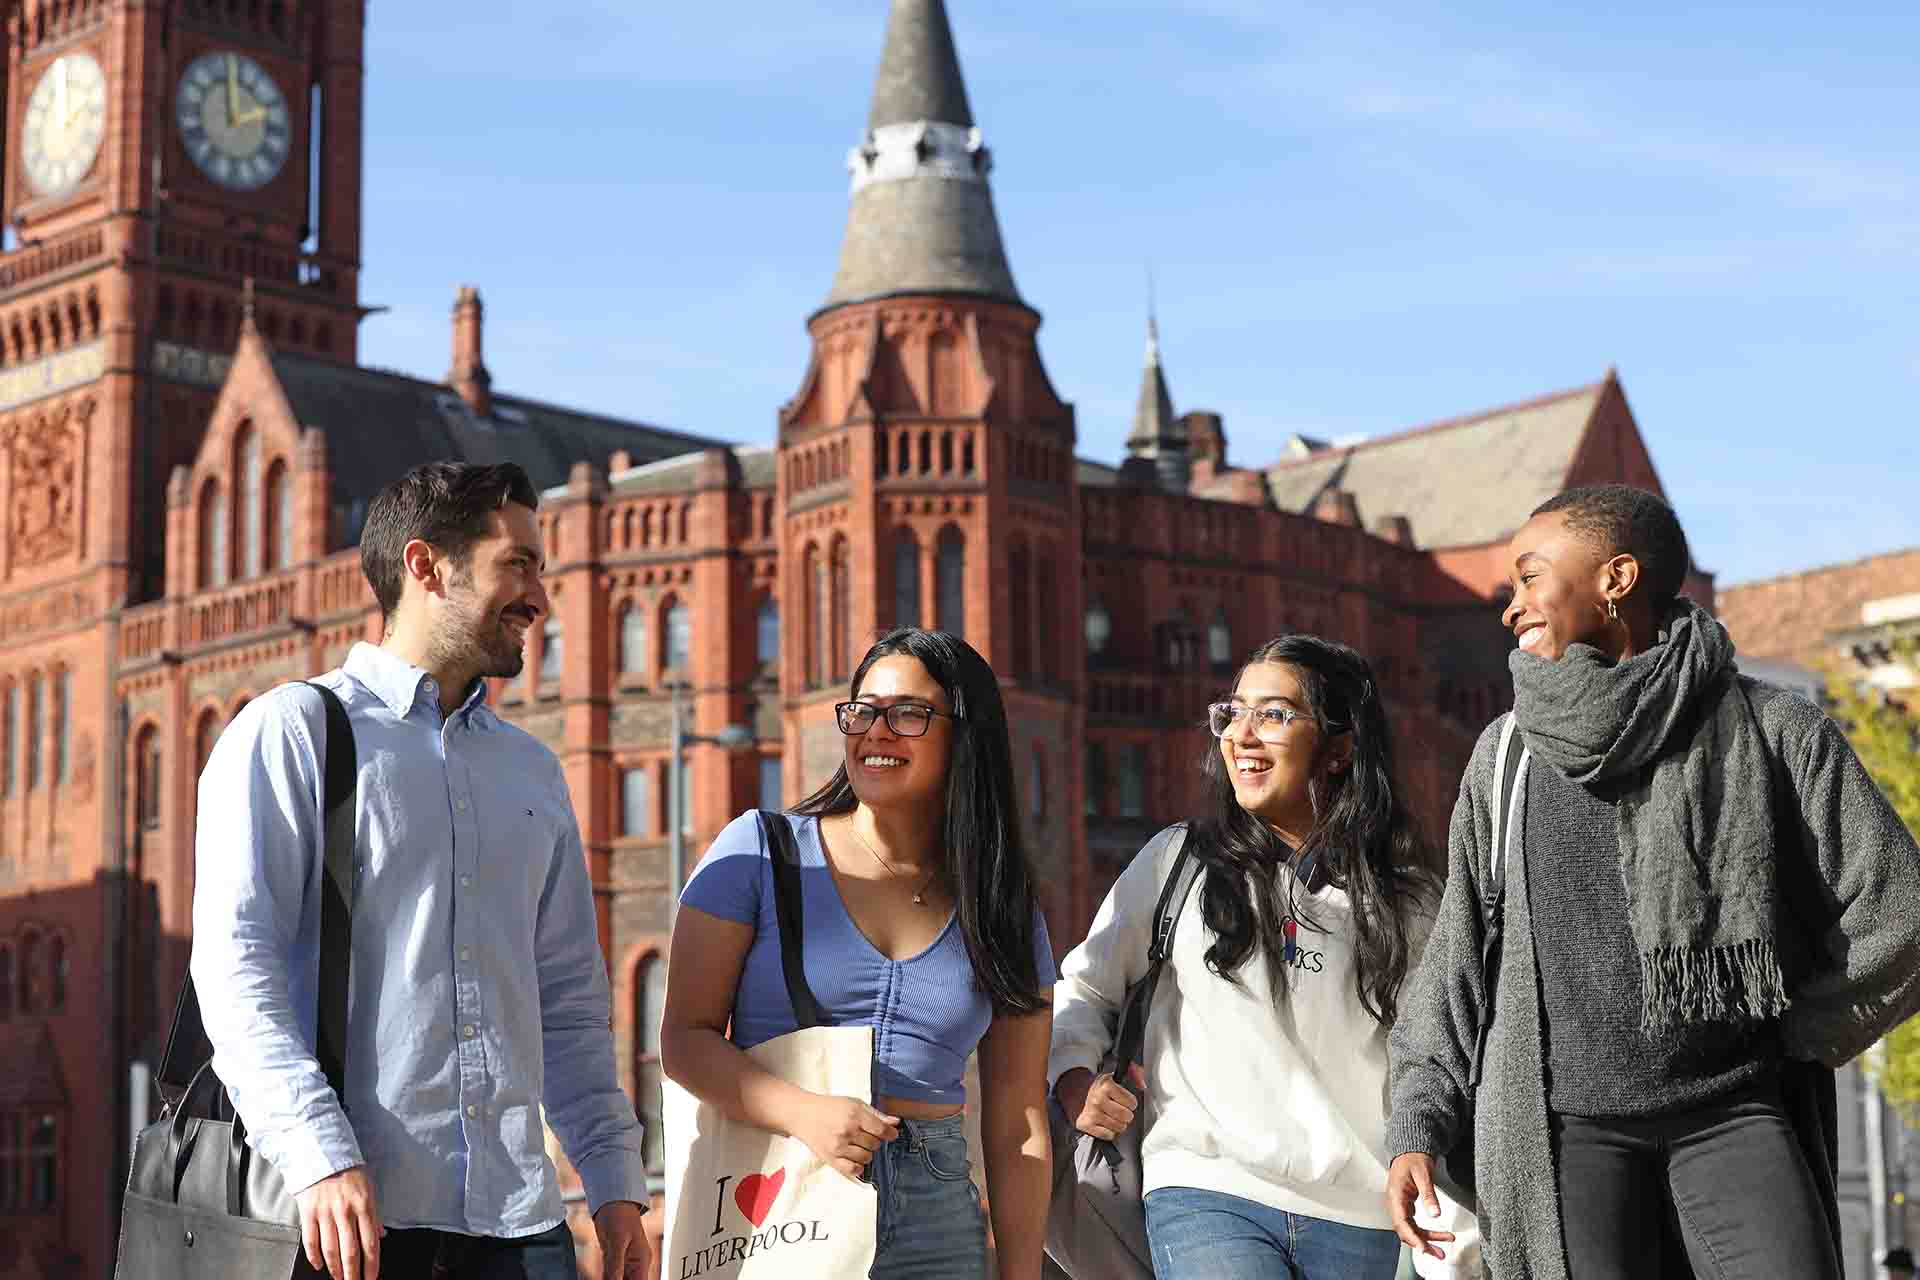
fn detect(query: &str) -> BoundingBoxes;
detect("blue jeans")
[1144,1187,1401,1280]
[295,1220,577,1279]
[867,1113,988,1280]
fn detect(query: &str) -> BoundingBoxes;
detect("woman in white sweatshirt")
[1051,634,1471,1279]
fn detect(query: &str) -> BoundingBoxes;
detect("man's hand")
[295,1166,384,1280]
[1386,1152,1455,1259]
[593,1201,650,1280]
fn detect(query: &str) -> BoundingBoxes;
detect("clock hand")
[227,54,242,127]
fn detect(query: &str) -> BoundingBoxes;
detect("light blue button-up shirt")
[189,643,645,1235]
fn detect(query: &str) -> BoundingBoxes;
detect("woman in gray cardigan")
[1385,484,1920,1279]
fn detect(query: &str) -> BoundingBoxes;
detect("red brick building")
[0,2,1704,1275]
[1720,548,1920,693]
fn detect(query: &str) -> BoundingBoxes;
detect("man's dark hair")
[1532,484,1691,606]
[360,461,539,618]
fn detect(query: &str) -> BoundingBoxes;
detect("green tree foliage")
[1831,650,1920,1109]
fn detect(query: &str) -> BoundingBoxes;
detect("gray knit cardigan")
[1386,678,1920,1278]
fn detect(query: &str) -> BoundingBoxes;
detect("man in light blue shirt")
[190,461,648,1280]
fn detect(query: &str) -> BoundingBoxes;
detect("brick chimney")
[1313,487,1362,528]
[447,285,492,416]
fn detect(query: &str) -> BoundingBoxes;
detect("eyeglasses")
[1206,702,1344,742]
[834,701,956,738]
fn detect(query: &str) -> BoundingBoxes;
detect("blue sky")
[358,1,1918,587]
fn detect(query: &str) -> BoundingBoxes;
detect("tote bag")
[1044,836,1202,1280]
[661,811,879,1279]
[114,683,356,1280]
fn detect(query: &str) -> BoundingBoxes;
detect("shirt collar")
[344,643,490,721]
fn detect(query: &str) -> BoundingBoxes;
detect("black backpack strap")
[759,810,827,1031]
[1469,715,1526,1090]
[307,682,358,1102]
[1109,833,1203,1074]
[156,681,358,1107]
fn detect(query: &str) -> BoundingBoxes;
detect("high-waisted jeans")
[1143,1186,1402,1279]
[866,1112,988,1280]
[1552,1073,1841,1279]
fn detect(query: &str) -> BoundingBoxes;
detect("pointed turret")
[825,0,1020,310]
[1125,315,1190,491]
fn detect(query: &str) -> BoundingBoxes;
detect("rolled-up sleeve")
[534,766,647,1215]
[188,687,362,1194]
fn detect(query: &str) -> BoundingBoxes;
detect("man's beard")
[432,578,528,681]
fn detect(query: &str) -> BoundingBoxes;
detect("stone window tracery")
[238,427,262,578]
[936,528,965,640]
[894,531,921,630]
[266,459,292,571]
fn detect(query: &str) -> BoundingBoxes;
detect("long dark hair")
[1190,634,1434,1026]
[793,628,1046,1016]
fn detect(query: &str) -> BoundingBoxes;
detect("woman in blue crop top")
[663,627,1058,1280]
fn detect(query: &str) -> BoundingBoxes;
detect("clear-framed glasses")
[1207,702,1341,741]
[834,701,955,738]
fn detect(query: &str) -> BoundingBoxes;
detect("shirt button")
[460,874,473,888]
[460,947,472,963]
[463,1024,477,1039]
[456,799,469,812]
[465,1104,478,1118]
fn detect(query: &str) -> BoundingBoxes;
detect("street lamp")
[667,679,754,916]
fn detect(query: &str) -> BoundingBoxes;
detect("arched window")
[1008,539,1032,678]
[238,427,262,578]
[1084,743,1106,816]
[620,768,650,838]
[830,537,850,681]
[26,675,42,790]
[47,936,65,1011]
[1118,743,1147,819]
[619,603,647,677]
[136,726,162,830]
[0,946,13,1020]
[1035,553,1057,683]
[266,460,292,571]
[2,683,13,798]
[634,954,668,1174]
[759,756,783,811]
[540,619,563,682]
[803,544,824,688]
[1085,600,1112,656]
[1031,747,1047,823]
[1209,609,1234,669]
[756,597,780,665]
[28,1112,57,1209]
[195,712,221,777]
[664,599,691,674]
[52,670,69,785]
[199,480,228,588]
[893,531,921,629]
[936,527,965,639]
[18,931,40,1015]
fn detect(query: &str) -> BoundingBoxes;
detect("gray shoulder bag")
[114,682,356,1280]
[1044,835,1204,1280]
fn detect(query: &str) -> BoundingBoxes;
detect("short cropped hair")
[1532,484,1690,606]
[359,461,539,618]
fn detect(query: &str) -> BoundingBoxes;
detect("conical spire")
[825,0,1020,310]
[868,0,973,131]
[1126,312,1190,491]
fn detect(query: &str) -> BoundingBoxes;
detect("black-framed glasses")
[1206,702,1345,742]
[834,701,957,738]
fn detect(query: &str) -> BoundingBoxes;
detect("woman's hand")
[1387,1152,1455,1259]
[791,1093,901,1181]
[1056,1064,1147,1142]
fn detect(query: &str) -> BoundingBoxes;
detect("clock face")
[176,51,292,191]
[22,53,108,198]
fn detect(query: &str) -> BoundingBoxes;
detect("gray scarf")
[1508,598,1788,1035]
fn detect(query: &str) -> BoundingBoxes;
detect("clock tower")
[1,0,365,605]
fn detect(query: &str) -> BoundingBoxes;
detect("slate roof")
[1126,318,1179,454]
[1263,380,1606,549]
[604,444,776,497]
[267,354,722,533]
[868,0,974,131]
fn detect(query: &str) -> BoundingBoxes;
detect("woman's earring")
[1606,598,1620,623]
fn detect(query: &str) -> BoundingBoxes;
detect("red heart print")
[734,1169,785,1227]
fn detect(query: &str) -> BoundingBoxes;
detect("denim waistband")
[893,1112,967,1149]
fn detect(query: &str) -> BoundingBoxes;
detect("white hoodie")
[1049,825,1479,1272]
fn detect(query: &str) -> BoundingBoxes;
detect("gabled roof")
[265,353,722,525]
[1263,379,1608,549]
[0,1023,68,1106]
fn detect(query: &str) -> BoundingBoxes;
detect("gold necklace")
[847,816,939,905]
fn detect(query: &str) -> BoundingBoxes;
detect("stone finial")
[446,285,491,416]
